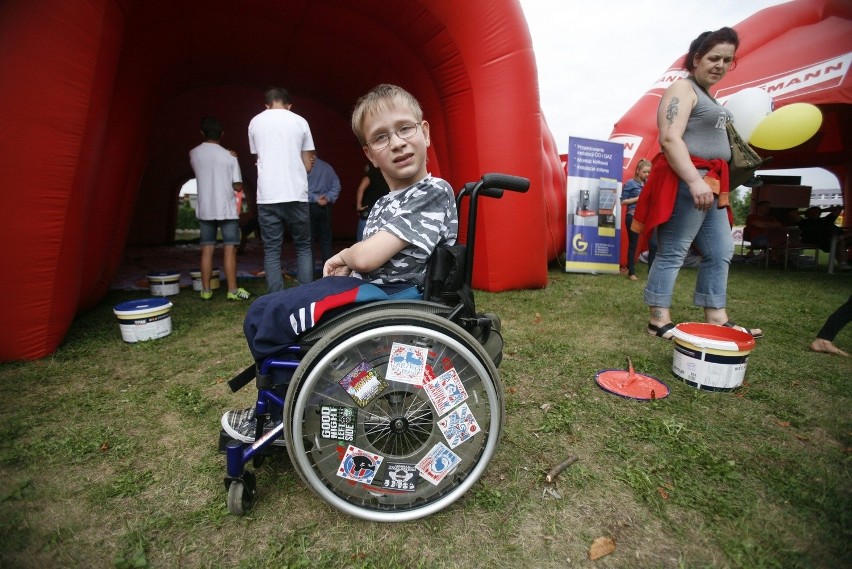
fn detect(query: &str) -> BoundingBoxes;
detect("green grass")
[0,264,849,568]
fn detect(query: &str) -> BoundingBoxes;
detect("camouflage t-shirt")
[356,176,458,287]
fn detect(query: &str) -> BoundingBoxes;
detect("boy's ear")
[362,145,377,167]
[421,120,430,147]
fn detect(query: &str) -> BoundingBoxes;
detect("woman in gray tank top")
[641,27,763,341]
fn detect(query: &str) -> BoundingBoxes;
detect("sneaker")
[200,290,213,300]
[227,287,251,301]
[221,407,285,446]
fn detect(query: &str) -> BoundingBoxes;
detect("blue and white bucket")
[113,298,174,343]
[190,268,220,292]
[147,271,181,296]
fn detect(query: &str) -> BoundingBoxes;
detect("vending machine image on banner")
[565,137,625,274]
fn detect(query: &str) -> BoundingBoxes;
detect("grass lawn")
[1,260,849,568]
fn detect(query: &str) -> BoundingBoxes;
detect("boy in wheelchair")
[222,84,459,444]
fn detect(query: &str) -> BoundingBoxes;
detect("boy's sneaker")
[227,288,251,301]
[200,290,213,300]
[221,407,285,446]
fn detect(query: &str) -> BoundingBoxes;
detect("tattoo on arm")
[665,97,680,125]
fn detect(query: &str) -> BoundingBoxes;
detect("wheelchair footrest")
[227,364,257,393]
[217,430,284,456]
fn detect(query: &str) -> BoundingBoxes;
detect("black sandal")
[647,322,676,340]
[722,321,763,339]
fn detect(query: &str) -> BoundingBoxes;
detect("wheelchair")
[221,173,530,522]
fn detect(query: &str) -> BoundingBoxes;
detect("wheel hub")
[390,417,409,434]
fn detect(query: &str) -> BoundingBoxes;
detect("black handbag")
[727,120,770,188]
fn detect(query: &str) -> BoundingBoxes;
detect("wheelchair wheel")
[283,308,503,522]
[226,471,256,516]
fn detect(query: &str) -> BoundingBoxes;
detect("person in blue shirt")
[307,154,342,268]
[621,158,651,280]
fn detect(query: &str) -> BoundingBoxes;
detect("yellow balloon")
[749,103,822,150]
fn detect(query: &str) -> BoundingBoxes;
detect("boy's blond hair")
[351,84,424,146]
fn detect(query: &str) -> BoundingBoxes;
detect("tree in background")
[177,201,200,230]
[730,188,752,226]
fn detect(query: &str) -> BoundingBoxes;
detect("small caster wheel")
[226,471,256,515]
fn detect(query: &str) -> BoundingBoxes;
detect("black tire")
[226,471,256,515]
[283,309,503,521]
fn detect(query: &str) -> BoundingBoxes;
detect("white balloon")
[721,88,773,142]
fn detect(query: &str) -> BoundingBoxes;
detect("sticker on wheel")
[339,361,387,407]
[320,405,357,442]
[437,403,480,448]
[337,445,384,484]
[423,367,468,416]
[385,342,428,385]
[422,363,436,383]
[416,442,461,485]
[381,462,419,492]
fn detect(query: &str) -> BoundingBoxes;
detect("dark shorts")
[199,219,240,246]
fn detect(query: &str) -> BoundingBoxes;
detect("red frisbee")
[595,358,669,401]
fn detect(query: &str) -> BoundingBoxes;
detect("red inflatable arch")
[0,0,566,361]
[611,0,852,265]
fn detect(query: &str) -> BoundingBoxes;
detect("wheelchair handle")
[479,173,530,196]
[456,173,530,287]
[456,174,530,203]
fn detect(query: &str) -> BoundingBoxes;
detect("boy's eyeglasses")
[366,123,421,151]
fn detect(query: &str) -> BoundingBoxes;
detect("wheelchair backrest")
[422,173,530,312]
[423,242,467,303]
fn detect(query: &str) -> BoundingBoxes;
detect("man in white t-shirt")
[189,116,250,301]
[248,88,315,292]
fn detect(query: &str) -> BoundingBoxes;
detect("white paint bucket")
[190,268,220,292]
[147,271,181,296]
[113,298,173,343]
[671,323,756,392]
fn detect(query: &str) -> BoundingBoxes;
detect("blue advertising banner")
[565,137,625,274]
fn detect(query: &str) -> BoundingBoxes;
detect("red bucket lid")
[673,322,756,352]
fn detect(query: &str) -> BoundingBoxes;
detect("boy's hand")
[323,252,353,277]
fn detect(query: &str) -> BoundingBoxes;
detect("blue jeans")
[647,229,658,268]
[625,213,638,276]
[644,180,733,309]
[356,217,367,242]
[309,202,333,265]
[258,202,314,292]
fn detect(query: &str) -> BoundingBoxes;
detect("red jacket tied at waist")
[630,153,732,238]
